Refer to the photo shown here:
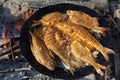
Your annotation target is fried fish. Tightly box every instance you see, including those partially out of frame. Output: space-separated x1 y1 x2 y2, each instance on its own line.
55 22 115 61
71 40 106 75
32 12 68 27
29 31 55 71
66 10 110 36
44 27 77 75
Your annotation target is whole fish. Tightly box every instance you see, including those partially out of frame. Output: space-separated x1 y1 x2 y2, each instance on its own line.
32 12 68 27
44 27 78 75
29 31 55 71
66 10 111 36
55 22 115 61
71 40 106 75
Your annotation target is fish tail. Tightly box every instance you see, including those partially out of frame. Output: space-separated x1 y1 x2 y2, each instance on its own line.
32 20 41 27
98 27 111 36
92 61 106 76
102 47 115 61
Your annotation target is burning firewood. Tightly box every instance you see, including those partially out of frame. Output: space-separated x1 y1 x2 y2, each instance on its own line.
14 19 25 32
2 25 13 47
14 9 35 32
2 10 35 47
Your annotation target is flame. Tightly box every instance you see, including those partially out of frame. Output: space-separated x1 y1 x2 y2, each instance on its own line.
2 10 35 47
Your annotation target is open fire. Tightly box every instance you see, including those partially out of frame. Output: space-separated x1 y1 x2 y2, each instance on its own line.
1 10 35 48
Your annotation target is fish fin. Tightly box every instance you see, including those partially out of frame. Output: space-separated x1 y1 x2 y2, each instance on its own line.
96 69 104 76
94 63 106 76
91 61 106 76
48 50 55 59
92 51 99 58
62 59 76 76
62 62 75 76
30 44 34 54
29 31 33 36
93 17 99 20
102 47 115 61
67 63 76 76
46 60 55 71
98 27 111 36
71 60 80 68
32 20 41 27
69 68 75 76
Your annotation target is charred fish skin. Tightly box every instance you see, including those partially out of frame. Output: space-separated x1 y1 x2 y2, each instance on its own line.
44 27 77 75
71 40 106 75
66 10 111 36
29 31 55 71
55 22 115 61
32 12 68 27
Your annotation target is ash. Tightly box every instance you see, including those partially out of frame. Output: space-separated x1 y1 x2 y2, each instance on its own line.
0 0 119 80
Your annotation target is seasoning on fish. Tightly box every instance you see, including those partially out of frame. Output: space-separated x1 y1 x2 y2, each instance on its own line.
55 22 115 61
32 12 68 27
66 10 111 36
44 27 77 75
71 40 106 75
29 31 55 71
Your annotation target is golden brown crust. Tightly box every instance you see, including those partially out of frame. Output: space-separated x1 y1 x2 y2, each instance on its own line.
31 11 115 75
40 12 68 27
66 10 111 36
55 22 114 61
29 31 55 71
44 27 76 75
71 41 106 75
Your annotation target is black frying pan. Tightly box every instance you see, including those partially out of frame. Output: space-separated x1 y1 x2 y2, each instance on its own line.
20 3 106 79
